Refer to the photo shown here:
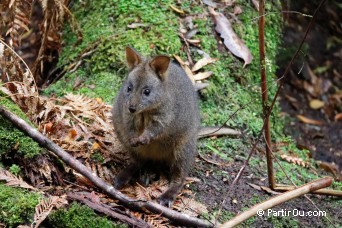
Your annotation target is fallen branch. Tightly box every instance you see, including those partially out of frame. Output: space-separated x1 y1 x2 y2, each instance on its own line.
220 177 333 228
67 192 150 228
198 126 241 138
0 105 212 227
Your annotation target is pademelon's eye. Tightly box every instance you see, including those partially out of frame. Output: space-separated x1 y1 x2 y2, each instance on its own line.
143 88 150 96
127 84 133 92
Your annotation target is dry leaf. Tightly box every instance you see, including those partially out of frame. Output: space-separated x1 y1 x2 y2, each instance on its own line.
186 39 201 45
233 6 242 15
127 23 148 29
248 183 281 195
208 7 252 67
64 128 78 142
173 55 187 66
192 57 217 72
44 122 53 133
92 142 101 150
297 115 323 125
194 82 210 91
334 113 342 121
203 0 222 8
184 28 198 39
145 214 169 228
260 186 282 195
170 4 184 14
173 55 195 83
193 71 213 81
318 161 340 179
251 0 259 11
95 97 103 104
285 94 300 110
74 172 96 188
248 182 262 191
309 99 324 109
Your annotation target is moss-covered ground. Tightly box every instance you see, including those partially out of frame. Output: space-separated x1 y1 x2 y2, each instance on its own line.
0 0 341 226
0 183 40 227
48 202 127 228
0 93 41 159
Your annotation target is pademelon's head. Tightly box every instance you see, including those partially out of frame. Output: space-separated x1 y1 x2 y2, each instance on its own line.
122 47 170 114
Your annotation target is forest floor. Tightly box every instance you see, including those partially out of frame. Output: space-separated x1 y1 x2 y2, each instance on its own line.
0 0 341 227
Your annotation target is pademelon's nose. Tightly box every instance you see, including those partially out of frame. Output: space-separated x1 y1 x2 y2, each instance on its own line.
128 106 136 113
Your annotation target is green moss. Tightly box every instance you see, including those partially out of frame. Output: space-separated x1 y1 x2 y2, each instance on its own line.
201 209 235 224
0 93 41 158
266 215 300 227
91 151 105 163
48 202 126 228
45 0 183 102
0 183 40 227
9 164 21 176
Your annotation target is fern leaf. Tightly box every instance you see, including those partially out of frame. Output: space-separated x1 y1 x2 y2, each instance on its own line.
0 168 36 190
33 195 68 228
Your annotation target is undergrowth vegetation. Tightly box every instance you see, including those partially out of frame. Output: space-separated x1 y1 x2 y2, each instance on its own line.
0 183 40 227
0 93 41 158
48 202 126 228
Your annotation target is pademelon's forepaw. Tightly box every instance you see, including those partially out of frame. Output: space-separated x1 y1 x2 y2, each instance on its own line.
158 192 176 208
113 176 127 189
129 135 150 147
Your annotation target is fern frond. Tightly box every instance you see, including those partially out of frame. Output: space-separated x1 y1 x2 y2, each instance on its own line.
0 167 37 190
32 195 68 228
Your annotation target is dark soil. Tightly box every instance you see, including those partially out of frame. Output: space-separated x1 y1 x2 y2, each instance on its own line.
191 153 341 227
277 1 342 170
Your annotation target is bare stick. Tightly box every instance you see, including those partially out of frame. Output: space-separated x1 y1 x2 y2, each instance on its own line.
258 0 275 189
274 185 342 197
220 177 333 228
0 105 213 227
67 192 150 228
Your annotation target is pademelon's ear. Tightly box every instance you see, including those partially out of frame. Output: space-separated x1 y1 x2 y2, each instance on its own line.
149 55 170 80
126 47 142 70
